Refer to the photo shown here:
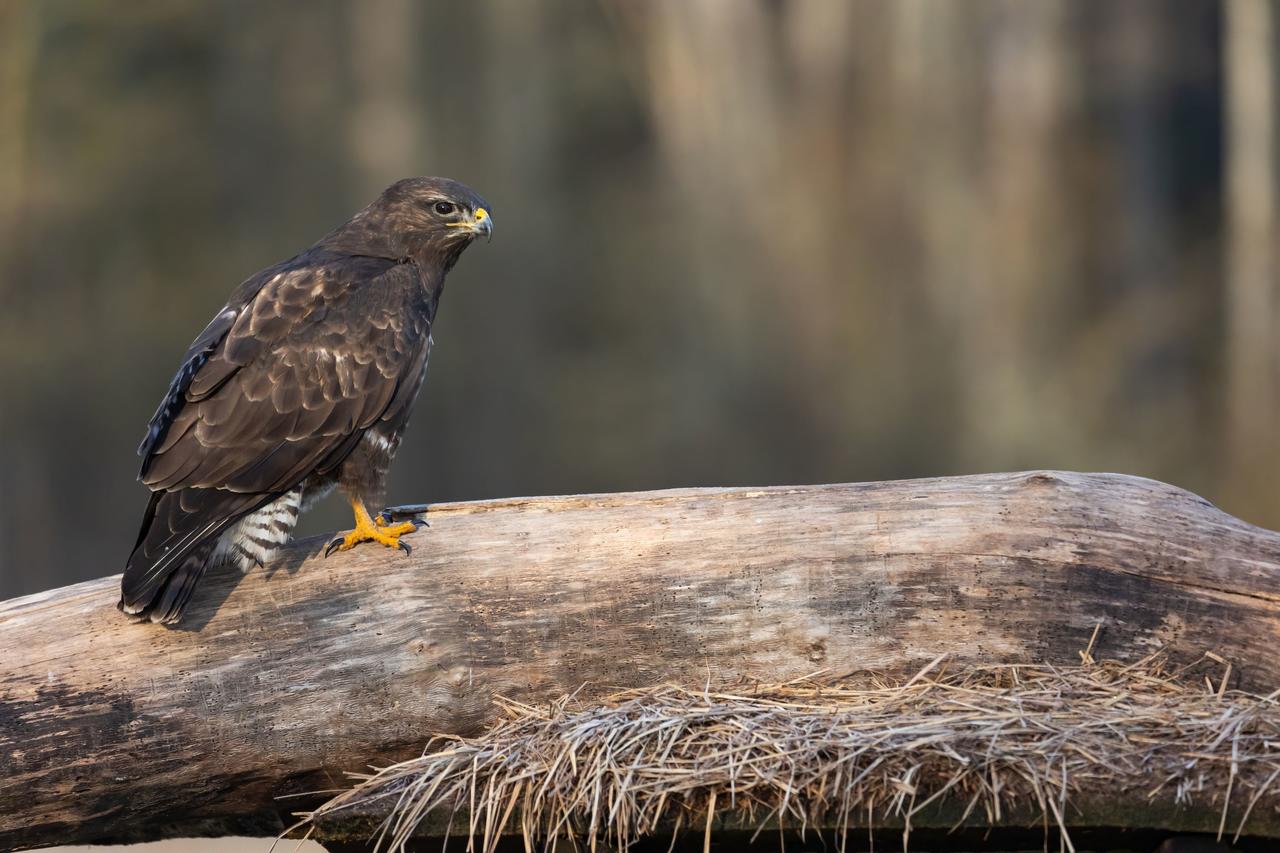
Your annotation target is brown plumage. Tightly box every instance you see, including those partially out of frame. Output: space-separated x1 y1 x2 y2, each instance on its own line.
121 177 492 623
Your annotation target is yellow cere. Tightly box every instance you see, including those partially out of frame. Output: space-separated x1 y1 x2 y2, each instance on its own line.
446 207 490 228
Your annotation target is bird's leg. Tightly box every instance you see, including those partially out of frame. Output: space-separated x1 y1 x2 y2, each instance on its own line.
325 496 418 556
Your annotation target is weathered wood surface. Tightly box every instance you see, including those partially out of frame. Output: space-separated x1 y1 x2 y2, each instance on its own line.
2 471 1280 850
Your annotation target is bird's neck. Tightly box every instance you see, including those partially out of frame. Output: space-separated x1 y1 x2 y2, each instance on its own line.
316 224 406 260
406 256 447 322
433 239 470 276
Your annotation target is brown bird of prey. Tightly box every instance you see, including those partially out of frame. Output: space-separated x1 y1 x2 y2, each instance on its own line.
120 177 491 623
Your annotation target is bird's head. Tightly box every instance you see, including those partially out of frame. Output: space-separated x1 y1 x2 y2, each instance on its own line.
320 176 492 271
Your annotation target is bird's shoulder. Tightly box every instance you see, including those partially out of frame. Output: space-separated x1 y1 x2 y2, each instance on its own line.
222 252 414 348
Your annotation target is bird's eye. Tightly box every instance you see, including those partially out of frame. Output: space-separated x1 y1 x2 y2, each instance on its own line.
433 201 456 216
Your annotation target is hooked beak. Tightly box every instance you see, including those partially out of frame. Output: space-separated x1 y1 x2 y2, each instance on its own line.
445 207 493 241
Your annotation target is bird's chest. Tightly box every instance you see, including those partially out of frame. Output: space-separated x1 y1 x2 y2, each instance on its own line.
369 333 431 457
335 334 431 499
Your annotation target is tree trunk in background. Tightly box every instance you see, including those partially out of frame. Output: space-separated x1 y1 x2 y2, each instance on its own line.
0 1 35 304
345 0 420 190
1225 0 1279 522
967 1 1071 467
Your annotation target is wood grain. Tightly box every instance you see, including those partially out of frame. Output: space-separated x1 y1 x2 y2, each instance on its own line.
2 471 1279 849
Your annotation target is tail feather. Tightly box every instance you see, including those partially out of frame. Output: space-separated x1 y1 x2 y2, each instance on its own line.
120 488 265 624
132 538 219 624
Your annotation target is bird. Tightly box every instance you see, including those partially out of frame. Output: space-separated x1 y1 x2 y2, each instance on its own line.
120 177 492 624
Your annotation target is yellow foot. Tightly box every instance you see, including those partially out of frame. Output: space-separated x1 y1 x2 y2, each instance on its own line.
324 500 419 557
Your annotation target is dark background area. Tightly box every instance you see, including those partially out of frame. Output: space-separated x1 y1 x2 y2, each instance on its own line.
2 0 1277 599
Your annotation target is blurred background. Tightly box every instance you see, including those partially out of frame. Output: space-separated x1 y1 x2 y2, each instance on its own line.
1 0 1278 601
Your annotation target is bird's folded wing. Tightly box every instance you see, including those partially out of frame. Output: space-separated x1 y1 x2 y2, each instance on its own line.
138 256 429 495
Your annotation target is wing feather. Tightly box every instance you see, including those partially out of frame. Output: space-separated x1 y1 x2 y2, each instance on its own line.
139 255 429 496
138 308 237 460
289 399 339 440
153 407 198 455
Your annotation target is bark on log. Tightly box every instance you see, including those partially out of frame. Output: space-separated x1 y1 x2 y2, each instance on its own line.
2 471 1280 850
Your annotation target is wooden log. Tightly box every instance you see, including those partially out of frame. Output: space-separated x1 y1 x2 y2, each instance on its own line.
2 471 1280 850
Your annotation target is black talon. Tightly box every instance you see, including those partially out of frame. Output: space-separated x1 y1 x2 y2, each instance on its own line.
397 539 412 555
324 537 344 558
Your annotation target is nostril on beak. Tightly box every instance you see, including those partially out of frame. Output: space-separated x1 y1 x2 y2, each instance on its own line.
474 208 492 240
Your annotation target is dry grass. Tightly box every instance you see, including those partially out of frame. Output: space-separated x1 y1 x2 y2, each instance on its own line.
297 651 1280 852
